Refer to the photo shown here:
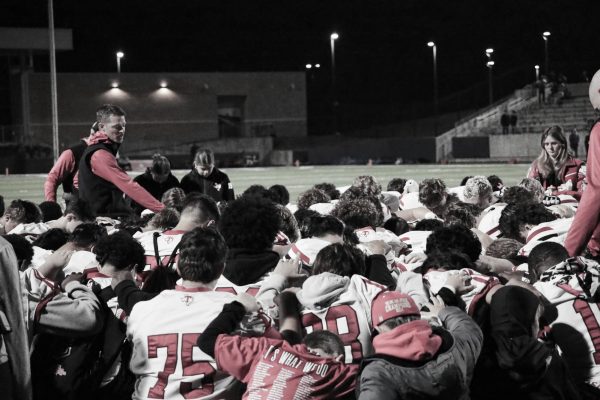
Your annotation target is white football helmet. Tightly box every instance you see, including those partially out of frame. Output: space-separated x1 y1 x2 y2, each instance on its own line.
589 69 600 110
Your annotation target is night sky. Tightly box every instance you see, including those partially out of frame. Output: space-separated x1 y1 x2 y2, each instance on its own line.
2 0 599 131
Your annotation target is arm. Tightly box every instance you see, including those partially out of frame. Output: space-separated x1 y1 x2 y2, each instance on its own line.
357 364 398 400
36 280 104 336
197 301 246 358
276 291 303 345
565 123 600 256
221 174 234 201
44 150 75 201
112 278 157 315
365 254 396 290
90 150 164 212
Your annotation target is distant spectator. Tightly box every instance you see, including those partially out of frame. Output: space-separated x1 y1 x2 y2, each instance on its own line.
132 154 180 213
569 129 580 157
509 111 518 134
500 112 510 135
181 148 235 202
536 76 547 105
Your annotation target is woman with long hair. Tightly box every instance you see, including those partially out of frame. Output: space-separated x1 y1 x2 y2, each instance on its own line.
527 125 585 200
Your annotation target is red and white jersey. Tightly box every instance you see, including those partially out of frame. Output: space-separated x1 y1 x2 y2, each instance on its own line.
215 335 358 399
424 268 500 315
135 229 186 283
297 273 386 363
214 275 262 297
398 230 431 254
399 192 424 211
534 259 600 388
287 237 331 267
127 285 237 400
30 245 53 268
63 250 98 276
518 217 573 257
477 203 506 239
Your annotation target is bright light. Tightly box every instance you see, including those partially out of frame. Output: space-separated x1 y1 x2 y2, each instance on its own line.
111 81 119 88
543 31 551 37
116 51 124 59
485 48 494 55
534 65 540 70
315 64 321 68
487 61 495 67
159 81 168 88
330 33 339 40
427 41 435 47
306 64 312 69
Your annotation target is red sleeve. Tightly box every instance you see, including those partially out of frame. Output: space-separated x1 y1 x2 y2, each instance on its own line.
44 149 76 201
90 150 164 212
565 123 600 256
214 334 271 382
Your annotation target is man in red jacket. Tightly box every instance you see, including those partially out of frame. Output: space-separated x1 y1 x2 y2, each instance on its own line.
564 70 600 257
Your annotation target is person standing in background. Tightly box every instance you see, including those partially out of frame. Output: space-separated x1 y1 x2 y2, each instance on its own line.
180 149 234 202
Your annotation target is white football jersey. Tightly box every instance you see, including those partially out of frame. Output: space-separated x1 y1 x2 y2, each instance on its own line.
127 285 237 400
399 192 424 211
477 203 506 239
398 230 431 254
297 273 386 363
135 229 186 283
534 259 600 389
518 217 573 257
214 275 262 297
286 237 331 268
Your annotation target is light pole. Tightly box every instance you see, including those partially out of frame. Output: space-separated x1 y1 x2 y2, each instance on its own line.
116 51 124 73
542 31 551 74
485 48 494 105
427 41 438 131
534 64 540 82
330 32 339 134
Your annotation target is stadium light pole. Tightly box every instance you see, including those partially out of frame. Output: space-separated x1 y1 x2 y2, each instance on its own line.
487 60 495 105
48 0 59 162
330 32 339 134
542 31 551 74
427 41 438 128
116 51 124 73
534 64 540 82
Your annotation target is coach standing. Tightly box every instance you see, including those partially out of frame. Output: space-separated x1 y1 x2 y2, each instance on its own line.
78 104 164 217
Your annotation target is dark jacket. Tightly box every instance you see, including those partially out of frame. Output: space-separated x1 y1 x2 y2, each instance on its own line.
357 307 483 400
180 168 234 202
131 170 179 211
223 248 280 286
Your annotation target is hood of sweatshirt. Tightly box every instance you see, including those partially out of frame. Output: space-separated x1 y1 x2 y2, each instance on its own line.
373 319 442 361
297 272 350 309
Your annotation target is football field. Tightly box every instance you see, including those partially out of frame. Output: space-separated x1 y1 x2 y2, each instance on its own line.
0 163 530 207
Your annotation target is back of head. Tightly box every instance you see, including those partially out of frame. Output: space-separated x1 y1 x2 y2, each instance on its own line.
382 216 409 236
150 153 171 175
303 330 345 358
275 204 300 243
463 176 493 208
485 238 524 261
177 227 227 283
3 234 33 269
425 224 481 262
65 199 95 222
219 195 279 251
501 186 536 205
332 197 383 229
309 215 344 238
519 178 544 203
499 201 556 241
6 199 43 224
414 218 443 231
69 222 107 249
96 104 126 123
194 149 214 166
528 242 569 282
443 202 481 229
242 185 270 200
181 193 220 226
313 182 340 200
419 178 447 210
312 243 365 277
487 175 504 192
352 175 382 198
31 228 68 251
38 201 63 222
94 231 145 271
147 208 180 231
294 208 321 239
268 184 290 205
589 69 600 110
387 178 407 193
297 188 330 210
162 187 186 212
421 249 476 274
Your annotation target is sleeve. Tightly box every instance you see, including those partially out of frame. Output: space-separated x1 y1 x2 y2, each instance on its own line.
197 301 246 359
44 149 76 201
438 306 483 384
526 160 538 180
255 273 288 320
365 255 396 290
179 174 195 194
395 270 429 309
556 161 586 200
565 123 600 256
90 150 165 212
36 281 104 337
221 174 234 201
114 280 157 316
357 363 398 400
212 335 270 383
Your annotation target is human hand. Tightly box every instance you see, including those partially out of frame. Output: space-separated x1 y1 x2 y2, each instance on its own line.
364 240 389 255
444 273 474 294
60 272 83 290
235 292 260 313
44 246 75 270
405 252 427 264
273 258 304 279
422 295 446 318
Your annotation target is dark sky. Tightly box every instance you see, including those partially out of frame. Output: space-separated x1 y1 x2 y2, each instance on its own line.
2 0 599 129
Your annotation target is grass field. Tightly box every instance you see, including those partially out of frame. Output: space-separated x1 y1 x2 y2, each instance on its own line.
0 163 532 208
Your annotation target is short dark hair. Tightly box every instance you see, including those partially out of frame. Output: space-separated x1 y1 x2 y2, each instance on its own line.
528 242 569 282
419 179 447 210
31 228 67 251
387 178 407 193
414 218 444 231
268 184 290 205
182 193 220 224
313 183 340 200
425 224 481 262
3 234 33 270
485 238 523 260
443 202 482 229
352 175 382 198
38 201 63 222
421 249 475 274
275 204 300 243
242 185 271 200
150 154 171 175
294 209 321 239
501 186 536 205
4 199 43 224
312 243 366 277
147 208 180 231
68 223 107 248
332 197 383 229
303 330 345 357
308 215 344 238
383 216 409 236
487 175 504 192
219 196 279 251
297 189 330 210
499 201 556 241
177 227 227 283
93 231 145 271
65 199 95 221
96 104 126 123
162 187 186 212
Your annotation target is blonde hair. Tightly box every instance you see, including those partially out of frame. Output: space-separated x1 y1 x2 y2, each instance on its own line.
535 126 569 179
